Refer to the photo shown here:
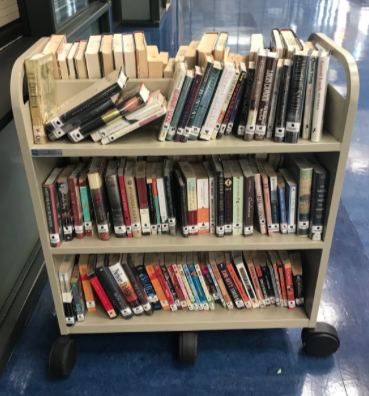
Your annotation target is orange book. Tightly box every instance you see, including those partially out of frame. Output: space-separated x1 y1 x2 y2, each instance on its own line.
192 163 210 233
78 254 97 312
209 252 233 310
144 253 170 310
243 251 266 308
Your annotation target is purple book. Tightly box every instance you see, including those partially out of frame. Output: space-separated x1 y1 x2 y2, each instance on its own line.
174 67 203 142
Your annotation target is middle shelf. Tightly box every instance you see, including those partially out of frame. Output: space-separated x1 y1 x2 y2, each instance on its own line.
50 230 324 254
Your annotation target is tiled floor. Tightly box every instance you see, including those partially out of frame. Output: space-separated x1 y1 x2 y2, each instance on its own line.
2 0 369 394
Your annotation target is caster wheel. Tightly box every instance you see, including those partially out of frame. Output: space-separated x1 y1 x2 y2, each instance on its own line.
179 331 198 363
49 335 78 376
302 322 340 358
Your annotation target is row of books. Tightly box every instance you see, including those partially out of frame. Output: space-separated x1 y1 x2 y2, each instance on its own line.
59 250 304 325
159 29 330 143
43 152 328 247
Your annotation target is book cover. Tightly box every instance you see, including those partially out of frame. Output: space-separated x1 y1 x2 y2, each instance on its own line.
249 159 267 235
237 61 255 137
276 172 288 234
211 156 225 237
68 163 85 239
222 161 233 236
156 163 169 234
166 253 188 310
152 163 162 234
256 162 273 237
199 252 219 304
124 160 142 238
279 168 297 234
71 264 85 322
187 255 209 310
135 161 151 236
173 169 189 237
290 252 304 306
228 160 244 236
252 251 270 305
243 251 266 308
78 254 97 312
163 159 177 236
174 253 194 310
267 251 284 307
79 166 94 237
258 251 275 304
192 163 210 234
182 261 202 311
263 161 280 232
278 250 296 309
207 260 226 308
266 255 280 306
202 162 216 234
59 255 77 326
118 158 133 238
177 255 197 310
239 159 255 237
153 254 177 311
146 162 158 235
160 254 181 310
144 253 169 310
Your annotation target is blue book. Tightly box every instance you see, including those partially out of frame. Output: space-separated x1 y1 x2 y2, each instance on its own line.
183 263 203 310
279 169 297 234
187 262 209 309
277 173 288 234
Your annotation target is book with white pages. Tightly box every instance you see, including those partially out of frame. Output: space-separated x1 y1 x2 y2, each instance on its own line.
67 42 79 80
74 40 88 79
113 34 124 71
122 33 137 78
58 43 72 80
85 35 102 79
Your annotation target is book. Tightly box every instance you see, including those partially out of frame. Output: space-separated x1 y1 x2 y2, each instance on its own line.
152 163 162 235
68 163 85 239
165 253 188 310
122 33 137 78
212 155 225 237
118 158 132 238
154 254 178 311
178 162 198 236
57 165 76 242
78 254 97 312
289 252 304 306
43 167 64 247
239 159 255 237
100 34 114 77
58 43 72 80
25 53 57 144
222 161 233 236
124 160 142 238
163 159 177 236
248 158 266 235
59 255 77 326
156 162 169 234
164 58 175 78
209 251 233 309
88 157 112 240
187 253 209 310
267 251 284 307
134 31 149 78
266 254 280 306
228 160 244 236
183 254 203 310
197 32 219 67
147 45 163 78
276 172 288 234
257 162 273 237
237 61 255 138
79 165 94 236
288 154 313 237
192 163 210 234
113 34 123 71
199 252 219 305
245 50 268 141
146 162 158 235
193 255 215 310
279 168 297 234
203 162 216 233
304 154 329 241
135 161 151 236
87 255 117 319
159 52 169 73
41 34 66 79
252 251 270 305
278 250 296 309
105 160 126 238
262 161 280 233
185 41 200 69
177 253 197 310
85 35 102 79
243 251 265 307
206 255 225 307
173 169 188 237
67 42 79 79
258 251 275 304
175 45 189 63
311 49 330 142
173 254 193 310
158 62 187 141
75 40 88 79
214 32 228 61
96 254 135 318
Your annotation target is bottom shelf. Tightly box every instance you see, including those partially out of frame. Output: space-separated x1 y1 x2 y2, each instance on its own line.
67 304 310 334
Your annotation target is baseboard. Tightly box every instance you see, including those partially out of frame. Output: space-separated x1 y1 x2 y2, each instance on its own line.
0 241 47 377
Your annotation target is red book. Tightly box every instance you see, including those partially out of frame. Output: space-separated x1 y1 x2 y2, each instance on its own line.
243 251 266 308
135 161 151 236
278 251 296 310
165 254 188 310
278 264 288 307
68 163 85 239
153 254 177 311
118 158 132 238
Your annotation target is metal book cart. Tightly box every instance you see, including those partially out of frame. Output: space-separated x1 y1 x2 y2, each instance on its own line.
11 33 359 376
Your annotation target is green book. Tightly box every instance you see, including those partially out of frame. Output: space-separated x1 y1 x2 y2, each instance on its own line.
228 160 244 236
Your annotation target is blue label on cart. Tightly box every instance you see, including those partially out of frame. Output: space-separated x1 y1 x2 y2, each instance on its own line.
31 149 63 157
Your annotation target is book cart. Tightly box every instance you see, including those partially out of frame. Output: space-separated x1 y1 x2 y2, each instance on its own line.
11 33 359 376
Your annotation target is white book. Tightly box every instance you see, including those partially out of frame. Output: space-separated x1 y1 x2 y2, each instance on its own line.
203 162 215 233
122 34 137 78
58 43 72 80
266 58 284 138
158 62 187 141
302 50 319 139
59 254 76 325
67 42 79 80
85 35 102 79
200 62 236 140
74 40 88 79
100 34 114 77
113 34 124 71
100 97 167 145
311 50 330 142
156 164 169 234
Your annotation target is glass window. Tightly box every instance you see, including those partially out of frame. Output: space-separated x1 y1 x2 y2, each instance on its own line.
53 0 99 27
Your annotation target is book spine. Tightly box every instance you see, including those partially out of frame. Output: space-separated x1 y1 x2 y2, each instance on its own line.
176 74 203 142
147 181 157 235
222 72 243 135
186 176 198 236
245 54 267 141
269 175 280 232
235 262 259 308
214 166 225 237
58 180 75 241
197 177 210 234
154 264 177 311
284 262 296 309
118 174 133 238
79 182 93 237
302 55 318 140
297 169 312 237
268 266 280 306
254 174 267 235
43 184 62 247
159 67 187 141
226 263 251 308
309 172 328 241
293 274 304 306
187 263 209 310
285 54 309 143
272 263 283 306
71 277 85 321
135 264 161 309
106 175 126 238
177 175 189 237
311 55 330 143
261 174 273 237
255 56 278 141
207 264 226 307
145 264 170 310
274 59 292 142
217 262 244 309
287 184 297 234
278 264 288 307
232 175 243 235
246 263 266 308
167 75 193 141
237 64 255 137
278 185 288 234
108 263 143 315
205 170 215 234
195 263 215 310
244 175 255 236
164 169 176 236
260 265 275 304
68 178 84 239
200 264 219 302
125 174 142 238
136 176 151 236
172 264 193 310
183 264 202 310
226 70 247 134
255 266 270 305
90 184 111 240
79 265 97 312
266 59 283 139
157 177 169 234
62 289 76 326
224 174 233 236
89 274 117 318
161 264 181 309
167 265 188 309
152 177 162 234
177 264 197 310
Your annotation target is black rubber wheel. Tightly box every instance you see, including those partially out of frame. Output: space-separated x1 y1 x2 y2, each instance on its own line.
179 331 198 363
302 322 340 358
49 335 78 376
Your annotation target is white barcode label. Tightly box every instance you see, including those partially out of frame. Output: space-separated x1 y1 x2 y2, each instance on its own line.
151 225 157 232
77 314 84 321
133 305 144 314
115 225 126 234
265 298 271 305
51 117 62 129
161 300 169 308
50 233 60 244
175 300 181 307
286 121 300 133
75 225 84 233
288 224 296 232
132 222 141 231
84 222 92 230
235 300 245 308
122 308 132 317
62 291 73 303
177 127 184 136
281 223 288 232
298 221 309 230
233 222 242 230
245 301 252 309
259 300 266 308
199 221 209 231
98 224 109 235
260 218 266 225
86 301 96 308
169 217 176 226
148 295 158 303
181 301 187 308
225 224 232 231
52 129 66 139
296 297 304 305
203 303 209 310
126 225 132 234
226 302 234 309
192 303 198 310
271 223 279 231
170 304 178 312
188 304 194 311
65 316 75 324
68 130 85 142
216 226 225 236
213 293 219 300
189 225 198 234
198 304 204 310
142 223 151 233
275 127 285 138
270 297 276 304
157 224 162 232
63 226 73 235
312 225 323 233
246 124 255 135
161 223 169 231
238 125 245 135
255 125 266 135
244 225 253 235
288 300 296 308
209 302 215 310
143 302 152 312
182 226 189 236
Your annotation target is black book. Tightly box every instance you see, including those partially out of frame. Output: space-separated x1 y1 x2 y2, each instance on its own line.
95 255 133 319
164 159 177 236
237 62 256 137
134 257 161 310
290 252 304 306
212 155 225 237
174 168 189 238
252 252 271 305
105 161 127 238
222 160 233 236
146 163 158 235
160 255 181 309
259 252 275 304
